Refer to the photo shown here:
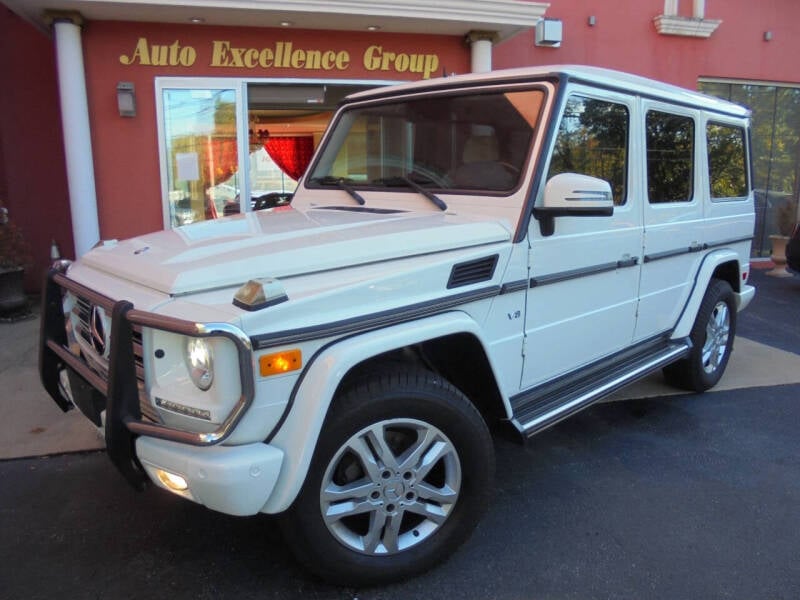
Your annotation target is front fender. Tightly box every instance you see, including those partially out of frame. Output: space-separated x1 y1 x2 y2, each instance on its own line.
260 311 495 513
671 249 746 339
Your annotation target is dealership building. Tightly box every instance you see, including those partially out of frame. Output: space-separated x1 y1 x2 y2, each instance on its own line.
1 0 798 288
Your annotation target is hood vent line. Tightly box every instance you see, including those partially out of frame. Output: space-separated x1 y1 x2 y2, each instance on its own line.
447 255 499 289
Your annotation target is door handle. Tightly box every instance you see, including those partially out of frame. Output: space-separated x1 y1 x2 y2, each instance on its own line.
689 242 704 252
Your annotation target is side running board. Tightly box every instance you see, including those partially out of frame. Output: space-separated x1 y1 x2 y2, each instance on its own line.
510 337 691 438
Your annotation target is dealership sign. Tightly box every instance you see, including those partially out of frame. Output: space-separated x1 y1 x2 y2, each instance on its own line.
120 38 442 79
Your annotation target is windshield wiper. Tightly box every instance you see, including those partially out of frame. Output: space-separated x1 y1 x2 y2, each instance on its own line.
309 176 366 206
375 175 448 211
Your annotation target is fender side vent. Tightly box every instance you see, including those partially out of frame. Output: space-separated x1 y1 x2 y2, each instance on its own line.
447 255 499 289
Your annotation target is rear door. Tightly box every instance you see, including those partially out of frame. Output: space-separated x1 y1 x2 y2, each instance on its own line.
634 103 705 342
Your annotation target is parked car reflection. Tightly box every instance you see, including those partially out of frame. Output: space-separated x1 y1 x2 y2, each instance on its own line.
787 223 800 273
222 192 294 216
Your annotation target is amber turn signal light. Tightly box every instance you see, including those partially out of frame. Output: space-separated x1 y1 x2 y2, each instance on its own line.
260 349 302 377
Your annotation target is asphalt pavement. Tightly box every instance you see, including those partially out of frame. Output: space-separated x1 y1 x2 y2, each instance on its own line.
1 265 798 599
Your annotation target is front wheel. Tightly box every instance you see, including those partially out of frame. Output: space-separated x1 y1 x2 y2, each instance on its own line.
280 369 494 585
664 279 737 392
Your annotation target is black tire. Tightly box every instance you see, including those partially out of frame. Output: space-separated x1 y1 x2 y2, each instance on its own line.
663 279 737 392
280 369 494 585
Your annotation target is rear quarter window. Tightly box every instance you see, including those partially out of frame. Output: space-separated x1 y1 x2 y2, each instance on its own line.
706 122 748 199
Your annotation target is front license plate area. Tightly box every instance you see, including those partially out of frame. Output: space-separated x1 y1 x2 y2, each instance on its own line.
66 367 106 427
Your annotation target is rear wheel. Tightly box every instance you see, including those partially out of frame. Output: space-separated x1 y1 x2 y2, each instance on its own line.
280 369 494 585
664 279 736 391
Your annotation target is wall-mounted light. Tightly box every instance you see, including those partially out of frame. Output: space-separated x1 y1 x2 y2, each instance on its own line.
116 82 136 118
188 17 205 24
366 25 381 31
588 15 596 26
764 31 773 41
279 20 293 27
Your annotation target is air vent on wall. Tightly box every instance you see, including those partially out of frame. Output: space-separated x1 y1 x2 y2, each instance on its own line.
447 255 499 289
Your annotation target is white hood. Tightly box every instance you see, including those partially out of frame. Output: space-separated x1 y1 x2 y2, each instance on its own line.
81 208 511 295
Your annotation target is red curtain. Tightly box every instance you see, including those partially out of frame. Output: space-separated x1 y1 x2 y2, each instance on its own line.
264 136 315 181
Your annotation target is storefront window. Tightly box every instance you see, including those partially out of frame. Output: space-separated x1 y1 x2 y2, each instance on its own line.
161 87 240 227
700 81 800 255
158 80 376 224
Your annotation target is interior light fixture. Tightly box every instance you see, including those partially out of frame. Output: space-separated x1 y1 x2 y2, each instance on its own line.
116 82 136 117
764 31 773 41
280 20 293 27
367 25 381 31
189 17 205 24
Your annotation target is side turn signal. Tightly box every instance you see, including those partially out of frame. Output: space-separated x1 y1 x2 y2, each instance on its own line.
260 349 302 377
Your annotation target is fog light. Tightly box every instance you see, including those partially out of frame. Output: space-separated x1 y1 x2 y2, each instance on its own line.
156 469 188 491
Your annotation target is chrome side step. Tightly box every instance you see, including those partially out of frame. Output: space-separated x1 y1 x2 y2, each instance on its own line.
510 338 691 438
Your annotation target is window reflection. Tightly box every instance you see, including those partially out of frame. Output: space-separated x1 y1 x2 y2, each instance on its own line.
307 89 544 194
646 110 694 203
707 123 747 199
547 95 629 205
163 88 239 227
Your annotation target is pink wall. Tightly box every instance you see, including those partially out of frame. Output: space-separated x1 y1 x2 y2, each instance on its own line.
0 7 74 290
3 1 800 281
496 0 800 88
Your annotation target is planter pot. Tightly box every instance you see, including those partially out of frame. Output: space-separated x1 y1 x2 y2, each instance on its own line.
0 267 28 315
767 235 793 278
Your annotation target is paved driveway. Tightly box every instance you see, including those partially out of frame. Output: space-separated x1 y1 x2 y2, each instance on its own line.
1 267 798 599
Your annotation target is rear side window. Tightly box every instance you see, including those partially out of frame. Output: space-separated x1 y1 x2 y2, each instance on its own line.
646 111 695 203
548 95 629 205
707 123 748 198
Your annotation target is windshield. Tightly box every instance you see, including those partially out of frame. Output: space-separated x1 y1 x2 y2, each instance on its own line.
307 88 545 194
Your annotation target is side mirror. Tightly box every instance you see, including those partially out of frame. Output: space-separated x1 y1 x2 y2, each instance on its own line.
533 173 614 236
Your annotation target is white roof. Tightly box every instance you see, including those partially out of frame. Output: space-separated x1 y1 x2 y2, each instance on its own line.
347 64 750 118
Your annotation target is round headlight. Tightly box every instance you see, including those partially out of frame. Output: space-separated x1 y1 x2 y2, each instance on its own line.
185 337 214 391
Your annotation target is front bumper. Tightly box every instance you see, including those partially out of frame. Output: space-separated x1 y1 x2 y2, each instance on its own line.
136 437 284 516
39 263 255 490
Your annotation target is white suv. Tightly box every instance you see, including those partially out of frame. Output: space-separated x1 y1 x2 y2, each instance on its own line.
40 66 755 584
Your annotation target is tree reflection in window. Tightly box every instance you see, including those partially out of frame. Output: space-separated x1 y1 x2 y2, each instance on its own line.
548 95 629 205
707 123 747 198
646 111 695 203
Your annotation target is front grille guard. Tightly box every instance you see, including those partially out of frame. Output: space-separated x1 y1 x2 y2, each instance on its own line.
39 262 255 488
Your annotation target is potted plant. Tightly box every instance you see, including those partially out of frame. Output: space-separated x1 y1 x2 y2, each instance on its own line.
0 201 34 316
767 197 799 278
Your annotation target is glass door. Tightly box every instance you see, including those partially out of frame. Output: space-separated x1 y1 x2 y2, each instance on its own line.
157 81 245 227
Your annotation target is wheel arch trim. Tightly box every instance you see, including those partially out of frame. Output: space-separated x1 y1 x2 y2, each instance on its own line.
671 249 745 339
260 311 502 514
